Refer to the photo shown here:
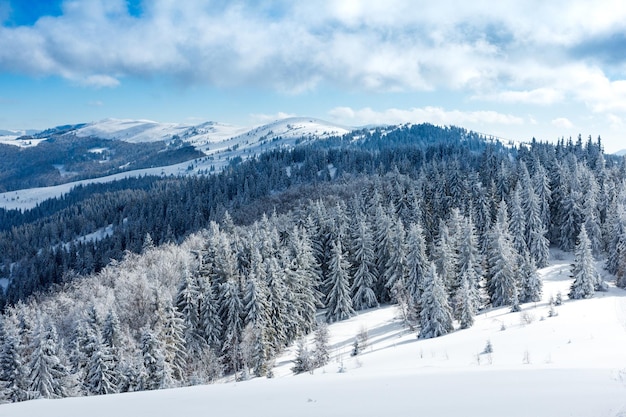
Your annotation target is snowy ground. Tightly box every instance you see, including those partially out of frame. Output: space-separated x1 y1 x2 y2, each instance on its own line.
2 251 626 416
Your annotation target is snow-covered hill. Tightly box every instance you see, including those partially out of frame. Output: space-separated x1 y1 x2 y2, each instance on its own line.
3 252 626 417
74 119 190 143
615 149 626 156
0 117 352 210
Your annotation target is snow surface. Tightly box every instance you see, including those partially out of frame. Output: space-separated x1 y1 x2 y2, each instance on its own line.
0 117 352 211
2 251 626 416
74 119 190 143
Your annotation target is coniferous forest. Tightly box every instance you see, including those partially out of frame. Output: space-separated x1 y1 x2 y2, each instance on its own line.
1 124 625 401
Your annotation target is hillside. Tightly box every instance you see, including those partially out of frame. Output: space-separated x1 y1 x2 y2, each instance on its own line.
2 252 625 417
0 117 352 202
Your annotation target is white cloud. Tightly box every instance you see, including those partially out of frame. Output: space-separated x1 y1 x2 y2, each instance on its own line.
250 112 297 123
328 106 524 127
1 0 626 122
79 75 120 88
551 117 574 129
476 88 564 105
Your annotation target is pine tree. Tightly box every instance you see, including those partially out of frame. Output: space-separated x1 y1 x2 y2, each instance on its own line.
325 239 355 323
487 201 520 307
453 260 479 329
350 217 378 310
519 254 542 303
291 338 312 375
509 186 527 255
220 279 244 375
419 263 454 339
433 221 456 295
140 329 165 391
312 322 330 368
405 222 429 315
28 322 69 399
85 334 117 395
175 269 203 350
160 301 188 383
198 275 222 351
384 218 407 300
0 324 30 402
569 228 600 300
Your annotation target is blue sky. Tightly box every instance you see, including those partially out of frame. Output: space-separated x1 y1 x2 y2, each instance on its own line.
1 1 626 152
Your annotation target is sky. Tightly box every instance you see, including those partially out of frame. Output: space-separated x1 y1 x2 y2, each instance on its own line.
1 1 626 152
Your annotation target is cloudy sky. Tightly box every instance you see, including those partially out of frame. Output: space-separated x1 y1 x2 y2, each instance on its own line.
1 0 625 152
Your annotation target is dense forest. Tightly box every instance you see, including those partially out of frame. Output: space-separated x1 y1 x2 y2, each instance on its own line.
0 124 625 401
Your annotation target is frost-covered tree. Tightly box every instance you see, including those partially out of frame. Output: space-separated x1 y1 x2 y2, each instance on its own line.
509 186 527 255
433 221 456 294
405 222 429 315
385 218 407 299
220 279 244 375
198 275 222 351
350 216 378 310
569 228 602 299
160 301 187 383
419 263 454 339
28 322 69 399
325 239 355 323
312 322 330 368
0 324 30 402
85 334 117 395
519 254 542 303
140 329 165 391
291 338 312 375
487 201 520 307
175 270 203 350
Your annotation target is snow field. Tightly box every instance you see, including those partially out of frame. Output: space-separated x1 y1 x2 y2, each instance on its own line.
2 251 626 416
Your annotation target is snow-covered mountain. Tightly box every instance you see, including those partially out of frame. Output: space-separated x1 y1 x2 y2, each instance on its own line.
73 118 190 143
3 251 625 417
0 117 353 210
72 117 351 148
615 149 626 156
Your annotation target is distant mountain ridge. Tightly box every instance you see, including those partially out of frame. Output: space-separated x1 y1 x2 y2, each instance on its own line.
0 117 354 196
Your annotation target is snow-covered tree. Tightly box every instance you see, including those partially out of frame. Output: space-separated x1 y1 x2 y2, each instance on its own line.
405 222 429 315
291 338 312 374
325 239 355 323
519 254 542 303
0 324 30 402
419 263 454 339
28 322 69 399
312 322 330 368
350 216 378 310
160 301 188 383
220 279 244 375
569 228 601 299
85 334 117 395
487 201 520 307
140 329 165 391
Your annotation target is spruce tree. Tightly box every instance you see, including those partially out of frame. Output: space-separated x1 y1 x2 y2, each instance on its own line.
419 263 454 339
140 329 165 391
28 322 69 399
569 228 599 299
350 217 378 310
405 222 429 315
0 325 30 402
325 239 355 323
487 201 520 307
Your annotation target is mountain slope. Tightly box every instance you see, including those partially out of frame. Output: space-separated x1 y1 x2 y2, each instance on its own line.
0 117 352 210
2 252 625 417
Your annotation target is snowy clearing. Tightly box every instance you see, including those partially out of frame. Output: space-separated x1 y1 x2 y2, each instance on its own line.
2 251 625 416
